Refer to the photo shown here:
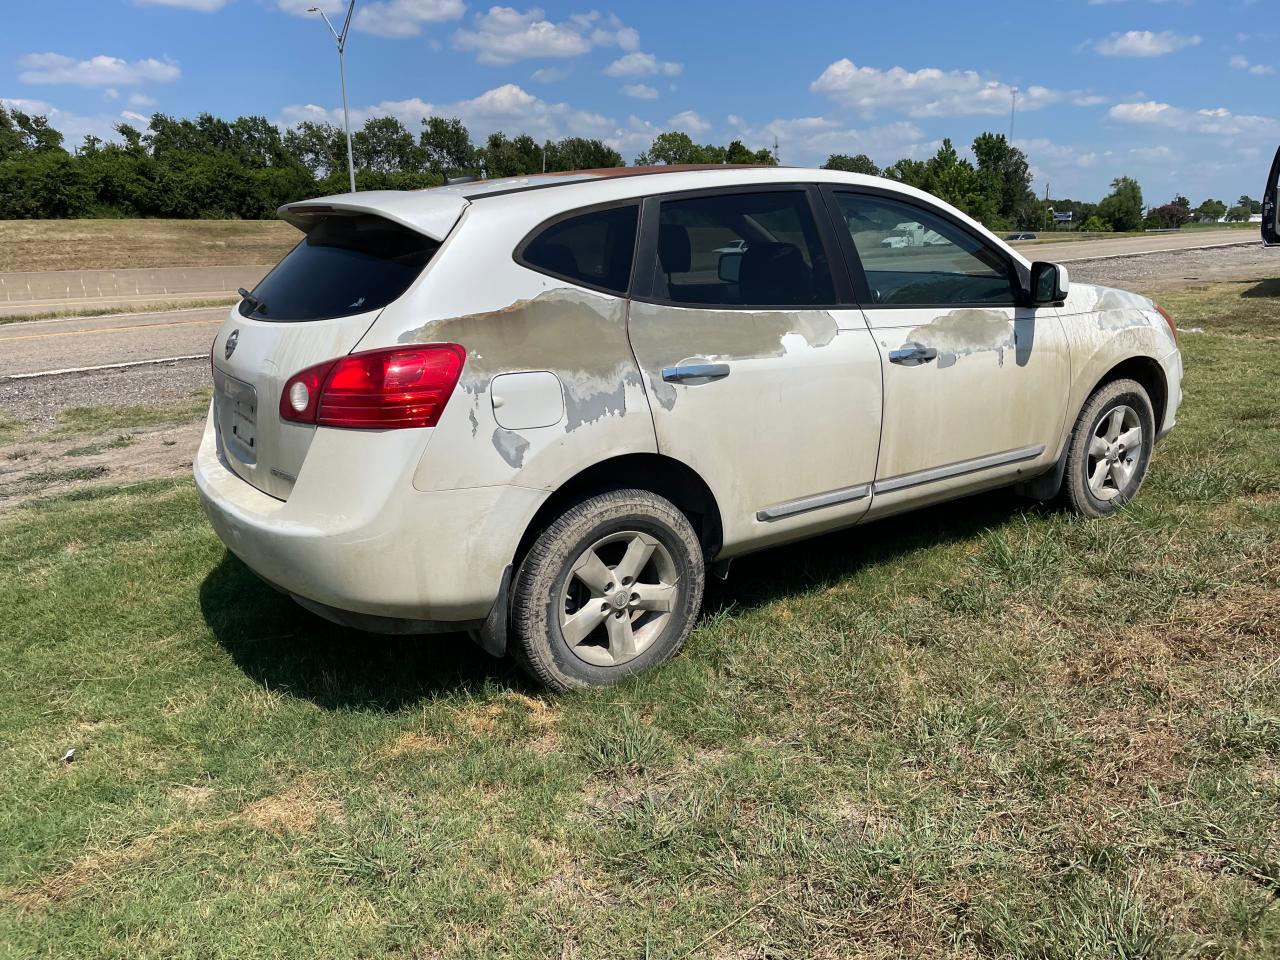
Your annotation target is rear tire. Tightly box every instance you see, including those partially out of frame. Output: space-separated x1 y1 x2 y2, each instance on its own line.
1063 378 1155 518
510 489 705 692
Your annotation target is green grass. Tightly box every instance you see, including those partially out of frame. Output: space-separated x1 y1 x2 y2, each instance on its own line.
0 412 20 445
53 390 212 436
1 283 1279 957
0 298 238 327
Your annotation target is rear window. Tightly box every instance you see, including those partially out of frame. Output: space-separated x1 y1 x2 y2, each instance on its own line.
240 214 438 322
519 204 639 295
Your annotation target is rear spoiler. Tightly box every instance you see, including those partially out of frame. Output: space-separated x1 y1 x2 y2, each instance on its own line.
277 190 469 242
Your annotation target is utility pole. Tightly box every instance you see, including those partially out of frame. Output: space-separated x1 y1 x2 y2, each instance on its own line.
772 135 780 165
1009 87 1018 143
309 1 358 193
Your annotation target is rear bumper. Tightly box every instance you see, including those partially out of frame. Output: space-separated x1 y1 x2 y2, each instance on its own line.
194 414 545 624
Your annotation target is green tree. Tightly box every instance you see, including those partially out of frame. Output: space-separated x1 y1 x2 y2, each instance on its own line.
1225 204 1251 222
353 116 423 174
1238 195 1262 215
1079 215 1110 233
1194 199 1227 222
723 139 777 165
881 157 929 190
283 121 346 178
822 153 880 175
480 132 543 178
543 137 623 172
971 132 1035 226
634 131 707 165
1097 176 1145 232
419 117 479 179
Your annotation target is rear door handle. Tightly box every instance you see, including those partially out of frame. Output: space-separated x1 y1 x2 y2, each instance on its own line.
662 362 731 383
888 343 938 365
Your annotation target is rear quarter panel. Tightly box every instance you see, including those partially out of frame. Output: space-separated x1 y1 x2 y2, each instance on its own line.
352 204 657 495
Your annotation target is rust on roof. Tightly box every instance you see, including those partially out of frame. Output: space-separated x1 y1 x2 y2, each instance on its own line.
460 164 775 199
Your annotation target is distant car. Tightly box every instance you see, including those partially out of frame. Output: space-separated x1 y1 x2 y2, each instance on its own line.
198 166 1183 691
713 239 749 254
1264 145 1278 247
1005 232 1038 241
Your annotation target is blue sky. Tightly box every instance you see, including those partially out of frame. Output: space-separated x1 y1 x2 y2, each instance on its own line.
2 0 1275 204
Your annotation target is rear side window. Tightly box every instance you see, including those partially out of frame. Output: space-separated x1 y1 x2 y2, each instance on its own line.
651 190 836 308
240 214 438 322
520 204 639 295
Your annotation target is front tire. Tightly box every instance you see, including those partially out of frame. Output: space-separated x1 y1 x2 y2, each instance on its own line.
1063 378 1155 518
510 489 705 692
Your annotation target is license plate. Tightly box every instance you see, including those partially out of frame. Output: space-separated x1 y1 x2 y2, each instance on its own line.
215 370 258 464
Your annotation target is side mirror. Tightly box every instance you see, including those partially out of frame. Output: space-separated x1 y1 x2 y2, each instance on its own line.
718 252 742 283
1029 261 1069 305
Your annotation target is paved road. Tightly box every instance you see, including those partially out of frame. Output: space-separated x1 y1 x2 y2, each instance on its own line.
1011 229 1256 263
0 305 228 378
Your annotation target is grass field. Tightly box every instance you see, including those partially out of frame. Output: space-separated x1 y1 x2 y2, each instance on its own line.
1 281 1278 958
0 220 297 273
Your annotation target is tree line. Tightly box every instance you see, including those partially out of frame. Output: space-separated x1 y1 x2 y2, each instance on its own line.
0 103 1254 233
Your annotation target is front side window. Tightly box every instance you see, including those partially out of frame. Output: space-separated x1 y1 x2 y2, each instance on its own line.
653 190 836 307
521 203 639 294
241 214 438 322
833 193 1019 306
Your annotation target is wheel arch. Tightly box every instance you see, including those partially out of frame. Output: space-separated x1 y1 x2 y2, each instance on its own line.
1088 354 1168 429
514 453 724 567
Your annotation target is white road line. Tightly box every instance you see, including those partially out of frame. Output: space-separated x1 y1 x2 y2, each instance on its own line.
1055 238 1259 263
2 355 206 381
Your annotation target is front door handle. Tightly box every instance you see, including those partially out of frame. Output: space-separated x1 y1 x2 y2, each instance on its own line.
888 343 939 365
662 362 731 383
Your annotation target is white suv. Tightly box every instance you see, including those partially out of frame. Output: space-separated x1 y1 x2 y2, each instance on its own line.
197 166 1182 691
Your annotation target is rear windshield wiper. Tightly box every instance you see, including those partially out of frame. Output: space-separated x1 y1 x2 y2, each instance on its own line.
238 288 267 315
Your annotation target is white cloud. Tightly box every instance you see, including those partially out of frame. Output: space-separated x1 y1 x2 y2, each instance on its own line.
1129 144 1178 162
603 51 682 78
277 0 464 38
812 59 1065 118
454 7 637 64
729 115 929 168
129 93 158 107
356 0 466 38
621 83 657 99
279 82 615 143
18 53 180 87
667 110 710 134
1229 54 1276 75
1109 100 1280 136
1092 30 1200 57
531 66 569 83
1072 94 1109 107
135 0 228 10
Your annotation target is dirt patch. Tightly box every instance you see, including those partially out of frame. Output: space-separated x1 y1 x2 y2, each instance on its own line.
240 784 343 834
0 419 203 509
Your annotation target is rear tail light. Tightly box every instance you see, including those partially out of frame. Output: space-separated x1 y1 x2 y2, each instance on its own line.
279 344 466 429
1154 303 1178 344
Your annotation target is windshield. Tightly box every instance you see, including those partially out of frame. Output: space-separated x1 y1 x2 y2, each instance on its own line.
240 213 438 322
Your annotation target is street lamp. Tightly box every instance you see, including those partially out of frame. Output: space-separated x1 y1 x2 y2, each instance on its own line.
308 2 357 193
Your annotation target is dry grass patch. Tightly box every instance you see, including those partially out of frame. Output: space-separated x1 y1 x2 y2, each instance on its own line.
0 219 297 272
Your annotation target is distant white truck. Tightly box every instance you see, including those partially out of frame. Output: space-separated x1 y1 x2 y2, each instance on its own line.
880 221 950 248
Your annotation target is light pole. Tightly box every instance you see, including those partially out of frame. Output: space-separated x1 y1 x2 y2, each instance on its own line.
309 2 357 193
1009 86 1018 143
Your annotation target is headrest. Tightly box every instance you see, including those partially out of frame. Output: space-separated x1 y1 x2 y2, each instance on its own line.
738 242 812 305
658 223 691 274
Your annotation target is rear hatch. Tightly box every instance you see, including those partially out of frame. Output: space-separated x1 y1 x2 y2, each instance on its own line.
211 192 465 500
